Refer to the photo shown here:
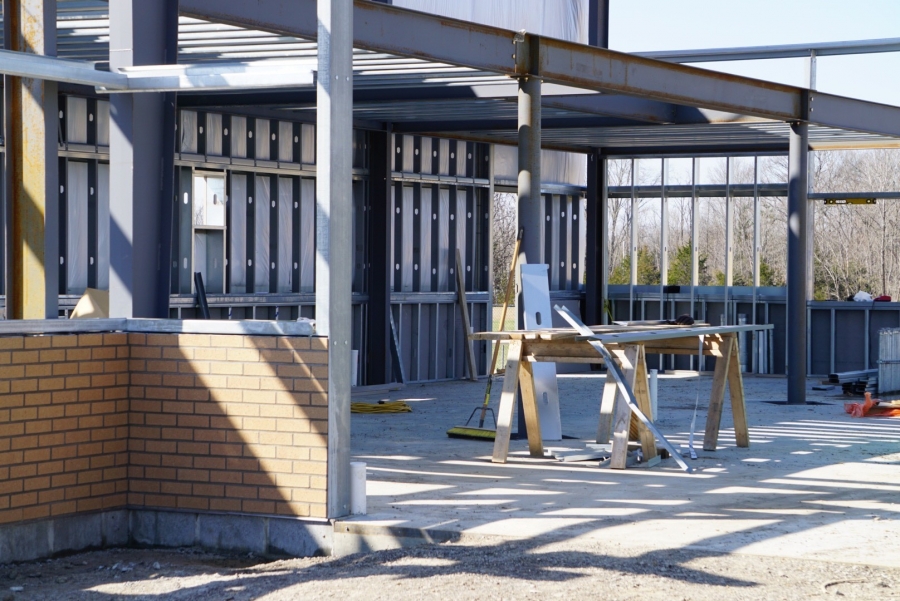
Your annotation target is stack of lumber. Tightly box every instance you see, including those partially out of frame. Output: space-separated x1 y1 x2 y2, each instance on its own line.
826 369 878 395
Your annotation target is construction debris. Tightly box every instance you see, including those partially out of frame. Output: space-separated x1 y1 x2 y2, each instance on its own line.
827 369 878 395
844 392 900 418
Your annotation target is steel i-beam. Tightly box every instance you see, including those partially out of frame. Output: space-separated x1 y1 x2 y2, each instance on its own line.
4 0 58 319
787 121 809 404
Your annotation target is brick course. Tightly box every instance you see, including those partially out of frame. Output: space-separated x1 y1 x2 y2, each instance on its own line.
0 331 329 525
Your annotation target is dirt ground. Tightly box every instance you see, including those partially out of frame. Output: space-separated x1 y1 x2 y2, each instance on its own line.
2 537 900 601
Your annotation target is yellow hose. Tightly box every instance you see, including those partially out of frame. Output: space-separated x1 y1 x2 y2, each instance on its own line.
350 400 412 414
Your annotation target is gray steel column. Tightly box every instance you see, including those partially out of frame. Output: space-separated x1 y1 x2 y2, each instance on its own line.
806 153 816 301
588 0 610 48
629 160 637 320
724 157 733 324
787 121 809 404
516 74 542 324
366 129 392 385
3 0 58 319
109 0 176 318
585 149 607 325
317 0 354 519
659 158 668 318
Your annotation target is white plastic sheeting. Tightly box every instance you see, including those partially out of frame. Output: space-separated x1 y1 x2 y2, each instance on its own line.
97 163 110 291
398 186 412 291
493 144 587 188
66 97 88 144
206 113 223 155
419 187 433 291
231 116 247 157
96 101 110 147
180 110 198 153
301 123 315 164
66 161 89 294
438 187 450 290
229 174 248 293
420 137 432 174
277 177 293 292
392 0 588 44
279 122 294 162
255 119 271 160
300 178 315 292
254 175 271 292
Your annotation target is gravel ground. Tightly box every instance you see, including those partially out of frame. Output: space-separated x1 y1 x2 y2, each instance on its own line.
2 538 899 600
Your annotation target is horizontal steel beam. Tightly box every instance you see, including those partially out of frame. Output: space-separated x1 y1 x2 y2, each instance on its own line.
608 184 900 200
113 60 317 92
392 115 644 133
178 0 900 140
0 49 317 92
0 48 125 88
640 37 900 63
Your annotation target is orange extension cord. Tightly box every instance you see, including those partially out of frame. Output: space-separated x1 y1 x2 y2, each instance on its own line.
844 392 900 418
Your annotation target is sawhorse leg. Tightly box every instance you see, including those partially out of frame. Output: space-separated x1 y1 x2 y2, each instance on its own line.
609 345 657 469
703 334 750 451
492 341 544 463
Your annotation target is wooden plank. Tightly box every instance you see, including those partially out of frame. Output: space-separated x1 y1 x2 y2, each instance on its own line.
597 368 618 444
728 335 750 448
492 340 523 463
455 249 479 382
526 356 604 364
610 345 639 469
703 334 734 451
518 358 544 457
631 345 658 460
526 339 610 360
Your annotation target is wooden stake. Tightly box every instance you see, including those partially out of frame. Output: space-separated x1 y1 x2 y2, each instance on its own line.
456 249 478 382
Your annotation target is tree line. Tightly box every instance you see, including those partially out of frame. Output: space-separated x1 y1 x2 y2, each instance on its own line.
491 149 900 302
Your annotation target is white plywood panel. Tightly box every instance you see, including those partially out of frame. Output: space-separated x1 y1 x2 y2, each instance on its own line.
521 263 562 440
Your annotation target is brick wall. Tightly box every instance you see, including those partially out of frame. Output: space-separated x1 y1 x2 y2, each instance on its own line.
0 330 329 526
0 333 130 526
128 333 329 519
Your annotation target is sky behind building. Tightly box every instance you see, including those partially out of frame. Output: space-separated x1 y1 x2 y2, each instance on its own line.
611 0 900 107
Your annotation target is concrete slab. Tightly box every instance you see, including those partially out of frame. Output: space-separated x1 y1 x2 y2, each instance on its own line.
345 373 900 566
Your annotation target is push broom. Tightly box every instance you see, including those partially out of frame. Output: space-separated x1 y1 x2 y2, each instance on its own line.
447 228 523 440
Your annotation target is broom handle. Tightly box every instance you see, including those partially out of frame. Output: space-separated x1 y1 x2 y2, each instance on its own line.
479 228 523 426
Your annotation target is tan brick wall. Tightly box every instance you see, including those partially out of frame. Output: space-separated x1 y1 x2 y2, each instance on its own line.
0 333 129 525
0 330 330 525
128 334 329 519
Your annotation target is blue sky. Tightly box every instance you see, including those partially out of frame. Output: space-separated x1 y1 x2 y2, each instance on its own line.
610 0 900 106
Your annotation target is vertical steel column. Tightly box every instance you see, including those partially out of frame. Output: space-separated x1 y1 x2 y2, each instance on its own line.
600 155 609 324
787 121 809 404
585 149 607 325
629 160 636 320
724 157 733 324
659 158 668 319
4 0 58 319
690 158 700 370
588 0 610 48
806 154 816 301
108 0 176 318
366 129 392 385
516 73 542 324
317 0 354 518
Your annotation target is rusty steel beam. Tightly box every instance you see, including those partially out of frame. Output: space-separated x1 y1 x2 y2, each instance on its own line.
179 0 900 139
4 0 58 319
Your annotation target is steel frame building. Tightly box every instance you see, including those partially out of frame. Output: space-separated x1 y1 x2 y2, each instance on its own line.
3 0 900 517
